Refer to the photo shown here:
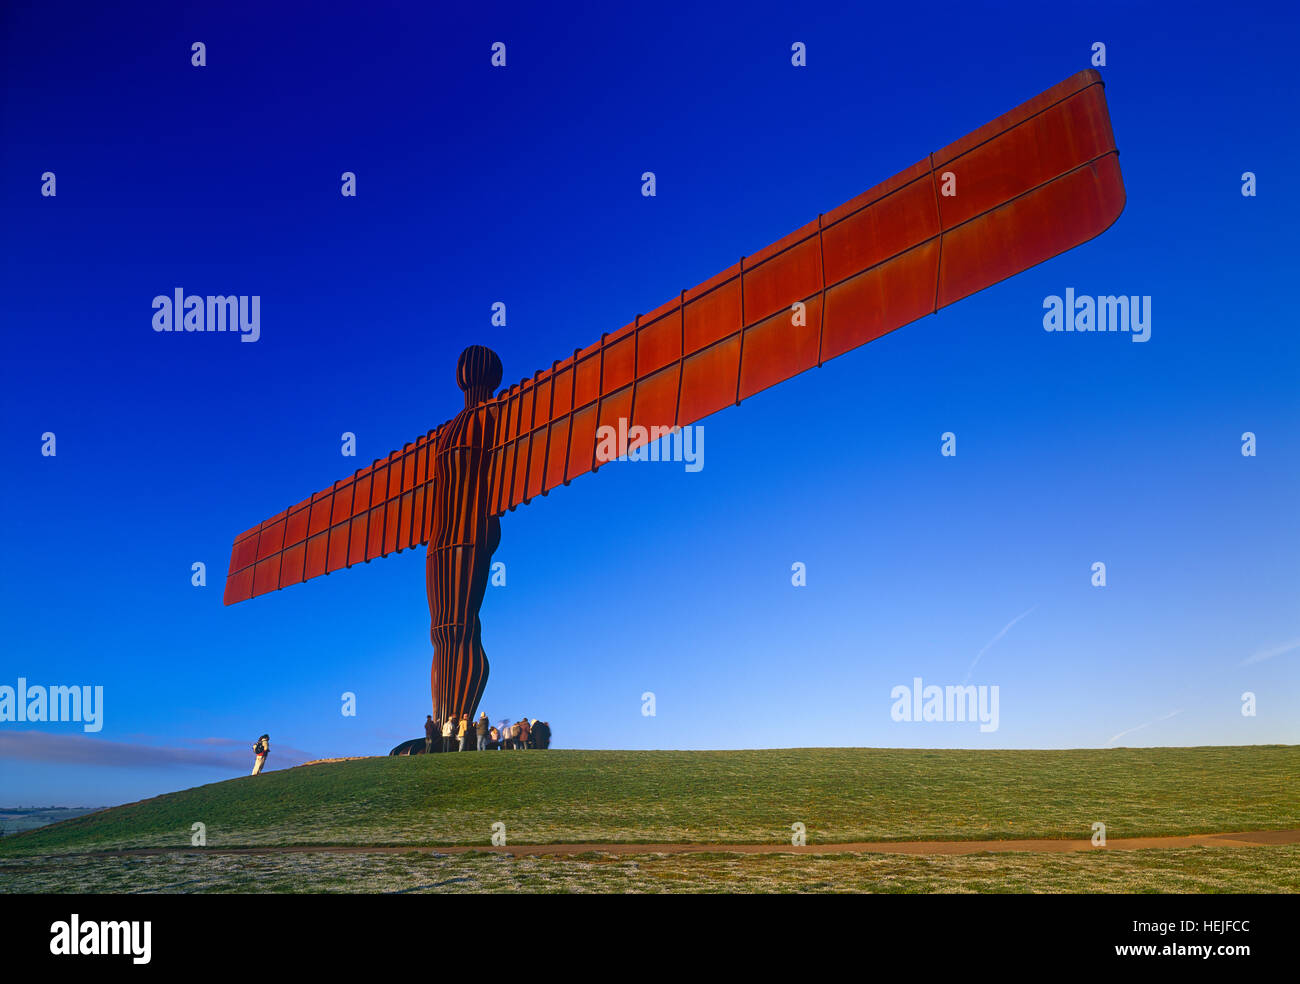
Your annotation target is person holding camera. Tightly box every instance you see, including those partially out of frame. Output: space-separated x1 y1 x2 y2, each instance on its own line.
251 734 270 775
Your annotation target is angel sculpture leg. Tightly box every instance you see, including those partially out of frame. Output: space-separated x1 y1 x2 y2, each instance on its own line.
426 346 502 724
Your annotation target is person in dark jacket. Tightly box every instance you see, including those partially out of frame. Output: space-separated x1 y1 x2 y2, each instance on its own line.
475 712 489 751
251 734 270 775
424 715 436 754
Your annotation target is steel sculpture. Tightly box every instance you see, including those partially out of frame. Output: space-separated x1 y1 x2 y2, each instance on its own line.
224 70 1126 723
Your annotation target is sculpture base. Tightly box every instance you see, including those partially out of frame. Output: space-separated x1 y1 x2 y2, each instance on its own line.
387 737 490 756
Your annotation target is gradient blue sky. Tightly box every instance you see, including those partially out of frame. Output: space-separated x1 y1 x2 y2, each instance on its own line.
2 1 1297 806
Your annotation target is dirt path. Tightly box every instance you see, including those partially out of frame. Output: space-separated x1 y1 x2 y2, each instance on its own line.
75 828 1300 858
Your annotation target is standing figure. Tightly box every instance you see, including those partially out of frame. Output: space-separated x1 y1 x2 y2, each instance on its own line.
251 734 270 775
425 344 503 724
441 715 454 753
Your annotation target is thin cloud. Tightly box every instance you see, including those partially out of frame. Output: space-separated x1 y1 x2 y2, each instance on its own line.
1107 709 1182 746
0 732 311 770
963 606 1036 683
1240 638 1300 667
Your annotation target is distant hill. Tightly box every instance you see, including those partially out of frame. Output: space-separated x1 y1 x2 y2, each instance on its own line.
0 807 104 837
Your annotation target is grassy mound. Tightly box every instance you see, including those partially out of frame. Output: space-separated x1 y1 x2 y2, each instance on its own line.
2 746 1294 857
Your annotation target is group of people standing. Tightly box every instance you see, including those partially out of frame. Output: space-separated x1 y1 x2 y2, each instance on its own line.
424 713 551 752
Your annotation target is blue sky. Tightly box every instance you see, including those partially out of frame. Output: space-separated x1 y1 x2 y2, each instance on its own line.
1 1 1297 806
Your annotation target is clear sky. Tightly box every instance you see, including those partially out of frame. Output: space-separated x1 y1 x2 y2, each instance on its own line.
2 1 1297 806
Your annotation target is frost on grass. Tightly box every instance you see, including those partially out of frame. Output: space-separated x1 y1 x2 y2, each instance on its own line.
2 846 1297 894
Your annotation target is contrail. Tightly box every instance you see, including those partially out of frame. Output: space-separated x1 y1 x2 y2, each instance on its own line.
1107 709 1182 746
1240 638 1300 667
963 606 1036 683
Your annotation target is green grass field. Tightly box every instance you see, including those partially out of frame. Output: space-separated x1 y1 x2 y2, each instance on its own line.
3 846 1297 894
2 746 1295 892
